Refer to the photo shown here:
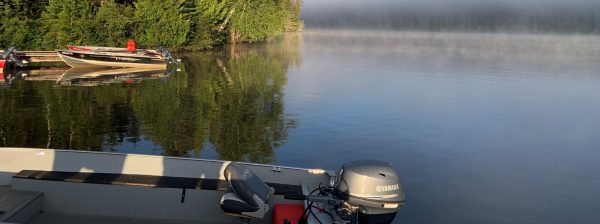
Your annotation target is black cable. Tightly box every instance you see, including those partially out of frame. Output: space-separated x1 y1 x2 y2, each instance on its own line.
300 185 332 224
312 205 335 220
308 201 324 224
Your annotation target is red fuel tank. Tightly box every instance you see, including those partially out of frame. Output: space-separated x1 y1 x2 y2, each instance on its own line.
272 204 305 224
127 39 136 53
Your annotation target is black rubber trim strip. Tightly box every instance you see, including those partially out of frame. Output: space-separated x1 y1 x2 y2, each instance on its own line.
13 170 302 195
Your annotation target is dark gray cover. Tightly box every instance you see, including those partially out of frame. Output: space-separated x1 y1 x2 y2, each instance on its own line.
223 163 271 208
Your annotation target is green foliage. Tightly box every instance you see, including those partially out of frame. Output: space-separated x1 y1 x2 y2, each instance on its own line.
195 0 231 22
184 0 231 50
0 0 40 48
93 1 134 47
41 0 96 49
185 16 221 50
133 0 191 48
229 0 287 42
0 0 303 50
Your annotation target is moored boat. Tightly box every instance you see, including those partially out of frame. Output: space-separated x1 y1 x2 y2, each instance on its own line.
57 50 172 69
0 148 405 224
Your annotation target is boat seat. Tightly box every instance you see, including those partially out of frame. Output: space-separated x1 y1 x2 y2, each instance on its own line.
220 163 274 219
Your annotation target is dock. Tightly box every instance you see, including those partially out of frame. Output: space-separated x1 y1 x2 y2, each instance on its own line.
0 51 63 63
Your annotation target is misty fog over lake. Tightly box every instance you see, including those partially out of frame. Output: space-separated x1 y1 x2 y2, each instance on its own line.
303 0 600 33
293 1 600 223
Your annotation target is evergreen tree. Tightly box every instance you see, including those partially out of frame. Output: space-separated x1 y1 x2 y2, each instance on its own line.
0 0 39 48
133 0 191 48
1 0 304 50
41 0 96 49
94 0 134 47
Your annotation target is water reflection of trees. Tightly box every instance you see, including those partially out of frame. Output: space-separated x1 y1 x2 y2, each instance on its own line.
0 33 301 163
0 83 135 150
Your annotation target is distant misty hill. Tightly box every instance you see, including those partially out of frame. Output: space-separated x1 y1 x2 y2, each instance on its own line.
302 0 600 33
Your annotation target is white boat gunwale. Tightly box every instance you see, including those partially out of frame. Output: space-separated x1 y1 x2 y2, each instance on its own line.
0 147 334 223
0 147 325 173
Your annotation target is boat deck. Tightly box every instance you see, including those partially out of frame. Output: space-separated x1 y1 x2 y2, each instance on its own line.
28 212 233 224
0 148 334 224
0 51 62 63
0 185 43 223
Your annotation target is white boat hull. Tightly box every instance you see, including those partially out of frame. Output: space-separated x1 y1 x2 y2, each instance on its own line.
58 52 167 69
0 148 332 223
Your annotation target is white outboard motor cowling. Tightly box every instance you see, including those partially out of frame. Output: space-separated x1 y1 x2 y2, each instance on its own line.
334 160 406 224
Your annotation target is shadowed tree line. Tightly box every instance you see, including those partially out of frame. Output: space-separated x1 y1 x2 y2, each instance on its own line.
0 33 302 163
0 0 302 50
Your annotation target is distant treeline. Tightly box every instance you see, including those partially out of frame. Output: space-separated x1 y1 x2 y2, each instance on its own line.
0 0 302 50
304 3 600 33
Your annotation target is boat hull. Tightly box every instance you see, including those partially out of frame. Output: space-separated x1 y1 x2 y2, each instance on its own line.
0 148 332 223
58 50 167 69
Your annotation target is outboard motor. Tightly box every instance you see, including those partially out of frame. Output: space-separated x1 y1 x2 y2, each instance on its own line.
8 53 27 67
333 160 406 224
156 46 165 55
155 47 180 65
1 46 17 60
285 160 405 224
220 162 274 219
2 46 27 67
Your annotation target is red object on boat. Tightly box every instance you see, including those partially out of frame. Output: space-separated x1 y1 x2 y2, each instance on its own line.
67 46 91 51
127 39 136 53
0 60 4 81
272 204 305 224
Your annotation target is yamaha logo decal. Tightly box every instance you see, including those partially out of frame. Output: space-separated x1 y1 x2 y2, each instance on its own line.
376 184 399 192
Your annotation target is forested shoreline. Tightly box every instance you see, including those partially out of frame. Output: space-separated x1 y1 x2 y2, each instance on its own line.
0 33 301 161
0 0 302 50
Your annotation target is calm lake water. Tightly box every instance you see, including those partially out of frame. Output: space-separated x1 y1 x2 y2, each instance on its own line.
2 30 600 223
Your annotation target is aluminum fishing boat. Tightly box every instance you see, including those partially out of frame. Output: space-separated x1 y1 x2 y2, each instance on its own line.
58 43 178 69
57 50 172 69
0 148 405 224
